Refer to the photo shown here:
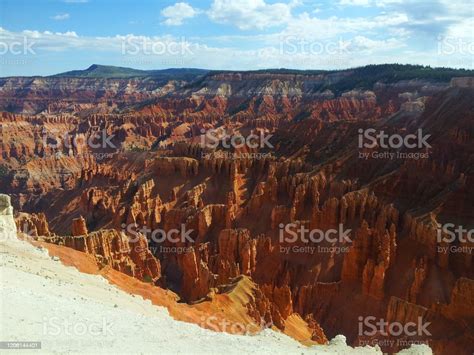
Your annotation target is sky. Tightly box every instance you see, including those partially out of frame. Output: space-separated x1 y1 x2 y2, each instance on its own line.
0 0 472 76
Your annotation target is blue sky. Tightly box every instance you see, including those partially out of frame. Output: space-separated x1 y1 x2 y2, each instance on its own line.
0 0 472 76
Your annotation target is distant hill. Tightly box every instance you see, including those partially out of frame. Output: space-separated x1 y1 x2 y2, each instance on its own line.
4 64 472 85
52 64 209 80
320 64 474 94
211 64 473 78
210 64 474 94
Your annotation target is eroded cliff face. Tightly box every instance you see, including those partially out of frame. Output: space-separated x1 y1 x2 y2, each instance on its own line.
0 76 181 114
2 73 473 354
15 213 161 283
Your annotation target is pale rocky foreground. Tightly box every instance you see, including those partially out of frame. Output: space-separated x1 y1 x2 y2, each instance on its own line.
0 194 431 354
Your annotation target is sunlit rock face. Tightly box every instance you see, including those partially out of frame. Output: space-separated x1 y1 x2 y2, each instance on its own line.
0 194 16 240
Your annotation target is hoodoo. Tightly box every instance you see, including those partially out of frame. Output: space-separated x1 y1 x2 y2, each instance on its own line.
0 194 16 240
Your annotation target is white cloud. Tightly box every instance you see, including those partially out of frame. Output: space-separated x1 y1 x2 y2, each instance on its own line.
339 0 371 6
161 2 198 26
0 27 413 71
207 0 296 30
348 35 405 51
1 0 473 74
51 13 70 21
339 0 403 6
278 12 409 41
374 0 404 6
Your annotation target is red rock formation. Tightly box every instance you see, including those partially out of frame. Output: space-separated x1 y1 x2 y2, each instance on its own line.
2 73 473 353
407 257 428 303
15 213 51 237
46 228 161 282
71 216 88 236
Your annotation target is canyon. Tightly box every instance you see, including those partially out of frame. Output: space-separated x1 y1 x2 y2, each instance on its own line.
5 194 407 354
0 64 473 354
